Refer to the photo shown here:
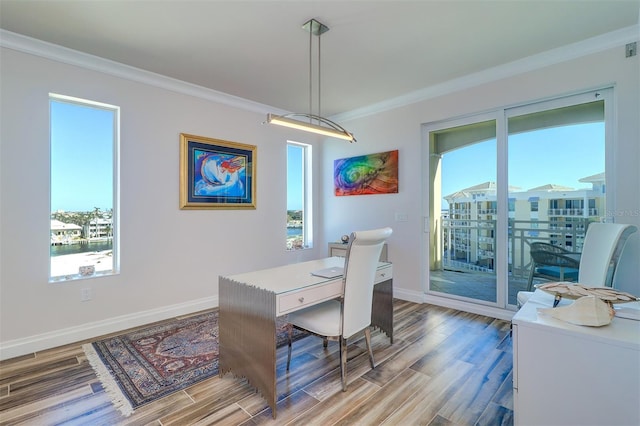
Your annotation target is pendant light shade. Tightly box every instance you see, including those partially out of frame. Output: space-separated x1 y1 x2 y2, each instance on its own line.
266 19 356 143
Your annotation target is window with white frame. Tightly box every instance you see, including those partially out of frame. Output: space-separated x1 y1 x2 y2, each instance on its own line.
50 94 119 281
286 142 312 250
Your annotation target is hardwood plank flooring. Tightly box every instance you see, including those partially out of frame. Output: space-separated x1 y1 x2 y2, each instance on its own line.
0 300 513 425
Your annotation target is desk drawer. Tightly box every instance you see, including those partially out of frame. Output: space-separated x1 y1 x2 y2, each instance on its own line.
278 279 343 315
375 266 392 284
330 247 348 257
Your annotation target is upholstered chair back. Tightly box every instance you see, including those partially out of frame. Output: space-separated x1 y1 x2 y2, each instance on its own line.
341 227 393 338
578 223 637 287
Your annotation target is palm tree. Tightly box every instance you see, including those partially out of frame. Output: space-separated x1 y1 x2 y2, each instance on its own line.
93 207 101 238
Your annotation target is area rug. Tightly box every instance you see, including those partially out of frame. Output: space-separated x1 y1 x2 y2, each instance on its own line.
83 310 301 416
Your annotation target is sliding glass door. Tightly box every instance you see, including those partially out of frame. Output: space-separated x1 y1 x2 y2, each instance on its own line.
506 93 607 305
426 117 498 303
423 89 611 310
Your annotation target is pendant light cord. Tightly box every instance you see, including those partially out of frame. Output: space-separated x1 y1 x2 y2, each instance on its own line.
308 22 323 125
309 25 313 124
318 32 322 120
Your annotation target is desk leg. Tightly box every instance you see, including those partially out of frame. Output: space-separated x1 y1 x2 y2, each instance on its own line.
219 277 278 418
372 279 393 343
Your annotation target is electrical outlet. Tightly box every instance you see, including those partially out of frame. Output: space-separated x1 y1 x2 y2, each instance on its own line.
626 42 637 58
81 287 92 302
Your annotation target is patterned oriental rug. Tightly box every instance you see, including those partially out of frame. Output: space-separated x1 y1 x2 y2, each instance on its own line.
83 310 301 416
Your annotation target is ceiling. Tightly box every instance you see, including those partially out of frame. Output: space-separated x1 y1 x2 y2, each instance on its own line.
1 1 638 118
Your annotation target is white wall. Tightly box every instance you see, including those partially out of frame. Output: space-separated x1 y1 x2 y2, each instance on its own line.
0 46 328 359
2 32 638 360
325 43 640 308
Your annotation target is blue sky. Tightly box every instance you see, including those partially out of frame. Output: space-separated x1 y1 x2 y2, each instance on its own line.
50 100 114 213
287 144 303 210
441 122 604 204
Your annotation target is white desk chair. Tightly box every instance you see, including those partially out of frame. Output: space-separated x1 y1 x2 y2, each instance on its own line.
286 227 392 391
517 223 638 307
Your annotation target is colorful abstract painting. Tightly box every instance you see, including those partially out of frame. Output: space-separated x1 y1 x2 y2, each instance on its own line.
180 134 256 209
334 150 398 196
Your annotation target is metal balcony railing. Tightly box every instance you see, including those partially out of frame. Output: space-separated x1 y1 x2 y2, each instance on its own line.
547 208 599 216
440 217 590 278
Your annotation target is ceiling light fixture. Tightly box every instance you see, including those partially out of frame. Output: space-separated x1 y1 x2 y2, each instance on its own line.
266 19 356 143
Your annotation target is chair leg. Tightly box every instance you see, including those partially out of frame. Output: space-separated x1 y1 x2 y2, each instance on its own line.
323 337 328 348
364 327 375 369
286 324 293 371
340 337 347 392
527 261 536 291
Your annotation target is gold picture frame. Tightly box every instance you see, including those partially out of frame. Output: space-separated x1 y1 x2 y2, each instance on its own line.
180 133 256 209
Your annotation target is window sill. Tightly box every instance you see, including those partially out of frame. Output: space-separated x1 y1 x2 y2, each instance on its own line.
50 270 117 283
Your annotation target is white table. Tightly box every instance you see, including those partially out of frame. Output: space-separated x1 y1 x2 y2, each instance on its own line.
512 289 640 425
218 256 393 418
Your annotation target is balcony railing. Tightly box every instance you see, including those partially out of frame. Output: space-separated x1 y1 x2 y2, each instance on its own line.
440 217 590 279
547 208 599 216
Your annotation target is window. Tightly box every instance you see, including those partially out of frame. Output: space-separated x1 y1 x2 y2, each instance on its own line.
566 199 583 209
50 94 119 280
286 142 312 250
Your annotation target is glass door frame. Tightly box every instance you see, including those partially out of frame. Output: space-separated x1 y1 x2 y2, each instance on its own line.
422 110 504 309
421 88 613 313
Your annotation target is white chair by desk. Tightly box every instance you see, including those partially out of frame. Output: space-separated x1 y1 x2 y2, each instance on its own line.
286 227 392 391
517 222 638 307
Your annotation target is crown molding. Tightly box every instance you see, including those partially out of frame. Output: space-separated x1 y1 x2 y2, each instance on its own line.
0 29 283 116
333 24 640 122
2 25 637 122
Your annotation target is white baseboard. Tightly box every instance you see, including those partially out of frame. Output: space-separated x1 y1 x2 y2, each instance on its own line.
423 293 515 321
394 288 514 321
386 288 515 321
393 288 424 304
0 296 218 361
1 291 515 361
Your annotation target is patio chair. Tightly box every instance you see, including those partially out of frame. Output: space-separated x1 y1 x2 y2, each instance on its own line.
517 223 638 307
526 242 581 290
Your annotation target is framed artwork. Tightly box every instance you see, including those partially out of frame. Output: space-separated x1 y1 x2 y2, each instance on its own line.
334 149 398 196
180 133 256 209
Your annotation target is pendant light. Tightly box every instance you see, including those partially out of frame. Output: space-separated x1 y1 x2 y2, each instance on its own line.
266 19 356 143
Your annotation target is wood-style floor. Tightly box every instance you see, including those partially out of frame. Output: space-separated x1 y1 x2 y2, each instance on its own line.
0 300 514 425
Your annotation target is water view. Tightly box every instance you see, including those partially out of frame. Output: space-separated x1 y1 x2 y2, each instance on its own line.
287 227 302 237
50 240 113 257
286 223 304 250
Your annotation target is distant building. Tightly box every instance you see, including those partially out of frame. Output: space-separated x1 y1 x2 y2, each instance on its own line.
86 217 112 239
50 220 82 245
442 173 604 274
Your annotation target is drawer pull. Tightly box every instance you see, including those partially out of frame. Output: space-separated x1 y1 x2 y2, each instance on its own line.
298 297 305 303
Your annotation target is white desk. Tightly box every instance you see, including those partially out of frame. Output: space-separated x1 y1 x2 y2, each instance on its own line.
512 289 640 425
219 256 393 418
